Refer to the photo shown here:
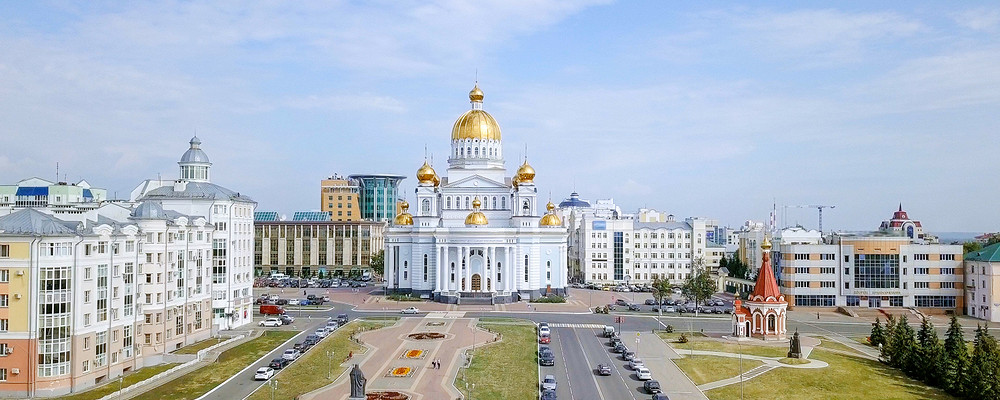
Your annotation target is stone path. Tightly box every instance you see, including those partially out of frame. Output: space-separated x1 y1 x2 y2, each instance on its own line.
677 349 829 391
638 333 710 400
300 317 496 400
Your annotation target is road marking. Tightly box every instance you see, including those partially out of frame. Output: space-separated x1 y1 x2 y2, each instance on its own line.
589 327 637 400
570 328 606 400
556 329 577 400
548 323 606 329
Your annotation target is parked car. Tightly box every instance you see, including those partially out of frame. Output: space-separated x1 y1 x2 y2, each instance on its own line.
269 357 291 370
337 314 349 325
539 326 551 336
287 299 300 306
652 394 670 400
259 305 286 316
401 307 419 314
282 349 302 361
293 342 307 351
539 347 555 366
609 336 622 346
279 314 294 325
274 299 289 305
597 363 612 376
604 325 616 337
539 334 550 344
628 358 645 370
636 367 652 380
540 389 557 400
714 299 725 306
613 343 628 353
644 299 657 306
541 374 557 391
259 318 282 327
307 294 318 301
615 299 629 306
713 306 724 314
664 306 676 313
627 303 641 311
304 335 320 346
315 328 330 338
644 380 662 394
623 351 636 361
254 367 275 380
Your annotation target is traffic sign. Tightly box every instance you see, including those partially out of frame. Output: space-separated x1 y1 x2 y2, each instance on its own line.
615 316 625 323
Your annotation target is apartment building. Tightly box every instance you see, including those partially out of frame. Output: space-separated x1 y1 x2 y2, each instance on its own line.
320 176 360 222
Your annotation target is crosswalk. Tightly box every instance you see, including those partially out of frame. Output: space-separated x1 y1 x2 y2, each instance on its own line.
547 323 606 329
424 311 466 319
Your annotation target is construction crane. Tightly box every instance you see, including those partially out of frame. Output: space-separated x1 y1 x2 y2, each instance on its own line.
790 205 836 233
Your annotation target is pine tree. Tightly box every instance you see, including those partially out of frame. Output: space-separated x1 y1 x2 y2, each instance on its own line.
870 317 886 347
943 315 969 397
919 322 946 387
881 315 898 365
895 316 919 377
969 325 1000 399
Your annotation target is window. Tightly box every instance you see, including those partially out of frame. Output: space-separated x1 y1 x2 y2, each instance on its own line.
0 343 6 355
0 294 6 307
846 296 860 307
820 281 836 288
941 254 956 261
0 269 7 282
914 254 929 261
0 368 6 382
795 295 835 307
794 281 809 288
941 282 955 289
0 319 6 332
914 282 929 289
794 254 809 260
853 253 900 289
915 268 929 274
915 296 955 308
794 267 809 274
941 268 955 275
820 267 835 274
820 253 835 260
0 245 8 258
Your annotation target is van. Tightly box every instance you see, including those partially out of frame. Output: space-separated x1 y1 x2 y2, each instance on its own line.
260 304 285 316
604 325 615 337
361 270 372 281
269 272 289 280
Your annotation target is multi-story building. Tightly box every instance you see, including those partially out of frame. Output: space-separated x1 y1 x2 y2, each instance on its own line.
577 213 720 286
254 214 385 278
777 234 963 311
0 208 142 397
131 136 256 330
320 176 360 222
348 174 405 223
964 242 1000 322
0 178 108 217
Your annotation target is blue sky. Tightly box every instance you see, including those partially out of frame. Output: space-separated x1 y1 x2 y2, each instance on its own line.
1 1 998 232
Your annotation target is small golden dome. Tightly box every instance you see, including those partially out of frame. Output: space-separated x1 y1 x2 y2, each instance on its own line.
546 201 555 212
761 236 772 250
394 201 413 226
539 201 562 226
469 84 484 102
511 174 520 188
416 161 438 185
465 197 488 225
516 160 535 183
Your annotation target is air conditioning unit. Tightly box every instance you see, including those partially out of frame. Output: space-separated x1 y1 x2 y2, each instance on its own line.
5 348 12 354
11 368 19 374
14 294 21 299
16 270 24 276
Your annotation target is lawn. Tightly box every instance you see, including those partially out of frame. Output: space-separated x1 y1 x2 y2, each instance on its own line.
172 338 223 355
706 349 955 400
815 336 864 355
134 330 298 400
674 355 764 385
60 363 180 400
246 320 394 400
657 332 787 358
455 321 537 400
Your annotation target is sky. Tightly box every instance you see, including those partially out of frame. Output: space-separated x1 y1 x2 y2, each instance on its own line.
1 1 998 232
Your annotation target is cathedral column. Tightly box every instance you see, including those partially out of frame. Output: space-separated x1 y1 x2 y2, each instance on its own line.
386 245 394 293
436 246 443 292
488 246 495 292
442 246 449 292
460 246 467 292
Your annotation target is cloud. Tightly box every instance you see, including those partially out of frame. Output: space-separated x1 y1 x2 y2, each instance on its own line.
952 8 1000 31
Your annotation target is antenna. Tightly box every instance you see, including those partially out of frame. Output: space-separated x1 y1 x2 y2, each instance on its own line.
56 162 59 182
475 68 478 84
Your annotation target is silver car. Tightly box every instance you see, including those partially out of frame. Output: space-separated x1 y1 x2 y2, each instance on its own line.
541 374 557 391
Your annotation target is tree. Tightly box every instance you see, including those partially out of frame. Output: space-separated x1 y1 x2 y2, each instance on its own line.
682 258 717 310
870 317 886 347
880 315 897 364
964 241 983 255
727 250 750 280
651 276 672 306
944 315 970 397
893 316 919 376
917 317 946 386
719 254 729 275
369 249 385 277
969 325 1000 399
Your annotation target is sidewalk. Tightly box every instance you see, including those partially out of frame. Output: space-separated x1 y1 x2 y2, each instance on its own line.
634 332 709 400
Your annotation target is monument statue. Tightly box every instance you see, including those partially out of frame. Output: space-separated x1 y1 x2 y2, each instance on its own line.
787 329 802 358
350 364 366 399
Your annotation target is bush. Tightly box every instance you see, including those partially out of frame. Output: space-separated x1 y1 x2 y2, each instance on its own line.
665 325 675 333
530 295 566 303
678 333 689 343
386 294 423 302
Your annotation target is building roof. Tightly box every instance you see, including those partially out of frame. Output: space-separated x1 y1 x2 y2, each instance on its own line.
967 242 1000 262
179 136 211 164
0 208 77 235
292 211 332 222
558 192 591 208
634 221 692 230
141 181 254 203
255 211 279 222
748 248 783 303
131 201 167 220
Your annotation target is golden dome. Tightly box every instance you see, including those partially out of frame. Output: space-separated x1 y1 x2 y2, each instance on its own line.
465 197 488 225
539 202 561 226
761 236 772 250
516 160 535 183
452 85 501 141
394 201 413 226
469 84 484 102
416 161 438 185
511 174 520 188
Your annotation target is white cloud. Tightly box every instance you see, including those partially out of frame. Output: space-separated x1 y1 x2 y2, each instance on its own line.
952 8 1000 31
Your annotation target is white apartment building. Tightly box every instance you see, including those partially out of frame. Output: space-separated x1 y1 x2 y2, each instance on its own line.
577 213 721 286
777 234 963 311
0 178 108 217
131 136 256 330
964 243 1000 322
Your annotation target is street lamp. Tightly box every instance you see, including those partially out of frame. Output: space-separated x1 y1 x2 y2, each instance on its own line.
117 376 124 400
269 379 278 400
738 340 744 400
327 350 334 380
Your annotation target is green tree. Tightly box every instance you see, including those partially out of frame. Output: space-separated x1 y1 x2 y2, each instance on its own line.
943 315 970 397
969 325 1000 399
881 315 898 364
727 250 750 280
917 317 946 386
369 249 385 277
895 316 919 376
651 276 672 306
990 235 1000 246
870 317 886 347
964 241 984 255
719 254 730 275
682 258 717 310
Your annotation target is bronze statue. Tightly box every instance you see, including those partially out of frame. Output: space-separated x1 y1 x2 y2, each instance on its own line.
787 329 802 358
350 364 366 398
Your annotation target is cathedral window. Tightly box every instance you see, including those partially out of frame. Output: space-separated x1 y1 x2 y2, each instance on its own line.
546 261 551 281
522 200 530 215
501 197 506 210
767 314 776 332
465 197 470 209
524 255 529 282
446 197 451 209
475 148 479 157
421 199 430 215
423 255 428 282
492 196 497 209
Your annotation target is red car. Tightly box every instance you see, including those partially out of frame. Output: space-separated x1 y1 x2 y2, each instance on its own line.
539 334 550 344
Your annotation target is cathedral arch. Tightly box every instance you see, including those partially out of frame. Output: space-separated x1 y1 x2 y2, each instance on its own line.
421 199 431 215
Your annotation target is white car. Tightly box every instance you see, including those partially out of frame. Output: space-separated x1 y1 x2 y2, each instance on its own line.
282 349 301 361
401 307 419 314
539 326 551 336
315 328 329 338
628 358 644 370
541 374 557 391
254 367 275 381
322 295 330 302
636 366 652 380
259 318 282 327
288 299 300 306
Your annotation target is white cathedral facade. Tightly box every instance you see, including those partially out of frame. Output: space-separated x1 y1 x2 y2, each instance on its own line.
384 85 569 304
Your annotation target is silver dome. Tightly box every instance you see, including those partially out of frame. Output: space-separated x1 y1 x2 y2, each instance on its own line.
179 136 211 164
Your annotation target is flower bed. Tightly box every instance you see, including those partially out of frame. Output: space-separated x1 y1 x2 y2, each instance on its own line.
407 332 445 340
386 366 414 377
401 349 425 359
366 391 410 400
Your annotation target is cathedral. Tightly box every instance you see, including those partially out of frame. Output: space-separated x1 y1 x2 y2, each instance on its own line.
732 237 788 340
384 85 569 304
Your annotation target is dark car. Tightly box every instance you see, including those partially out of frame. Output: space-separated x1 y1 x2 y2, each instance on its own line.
274 299 289 306
337 314 349 325
644 299 657 306
269 357 291 369
627 303 641 311
615 299 629 306
644 380 662 394
652 394 670 400
304 335 320 347
597 364 612 376
609 336 622 346
713 306 724 314
293 342 306 351
279 314 294 325
540 389 557 400
539 348 555 366
307 294 317 301
613 343 628 353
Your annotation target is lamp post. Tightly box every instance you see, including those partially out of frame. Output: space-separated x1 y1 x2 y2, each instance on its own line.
738 339 744 400
327 350 334 380
269 379 278 400
117 376 124 400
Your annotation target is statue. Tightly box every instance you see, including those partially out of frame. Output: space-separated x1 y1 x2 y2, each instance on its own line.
787 329 802 358
349 364 366 399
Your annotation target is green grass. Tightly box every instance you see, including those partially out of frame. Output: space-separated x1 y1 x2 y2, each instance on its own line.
247 320 394 400
386 293 424 301
59 363 180 400
674 355 764 385
455 322 537 400
815 336 864 355
477 317 535 325
658 333 787 358
172 338 223 355
655 331 707 342
779 357 810 365
706 349 955 400
134 330 298 400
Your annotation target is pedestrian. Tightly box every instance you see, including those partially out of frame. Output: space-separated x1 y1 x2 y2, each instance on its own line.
817 312 820 320
304 290 307 296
